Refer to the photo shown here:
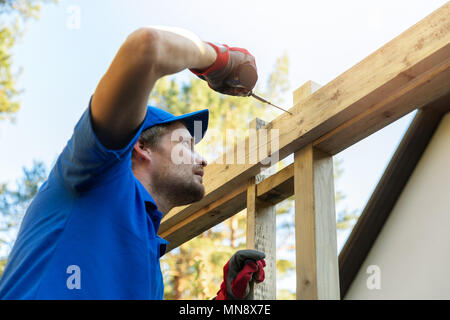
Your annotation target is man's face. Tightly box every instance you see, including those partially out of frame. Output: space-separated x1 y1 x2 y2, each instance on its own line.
150 122 207 206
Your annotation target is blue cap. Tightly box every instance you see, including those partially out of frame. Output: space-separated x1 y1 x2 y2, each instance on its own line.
142 106 209 144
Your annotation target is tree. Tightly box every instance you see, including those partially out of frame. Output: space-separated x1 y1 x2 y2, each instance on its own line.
0 0 56 121
0 160 47 276
334 158 359 230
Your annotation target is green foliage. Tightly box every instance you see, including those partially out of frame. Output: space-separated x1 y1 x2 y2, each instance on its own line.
162 234 239 300
277 289 295 300
276 259 294 277
0 0 48 19
0 257 6 276
0 160 47 262
0 0 57 121
0 19 21 120
334 158 359 230
0 160 46 214
265 53 290 105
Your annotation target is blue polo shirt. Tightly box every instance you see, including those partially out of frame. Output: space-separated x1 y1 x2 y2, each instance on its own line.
0 96 169 299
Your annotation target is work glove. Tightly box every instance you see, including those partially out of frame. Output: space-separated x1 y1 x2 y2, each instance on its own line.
190 42 258 97
215 249 266 300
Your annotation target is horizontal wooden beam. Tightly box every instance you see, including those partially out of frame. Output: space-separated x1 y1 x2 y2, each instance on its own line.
159 183 247 250
257 163 294 204
159 3 450 248
160 164 294 251
314 47 450 154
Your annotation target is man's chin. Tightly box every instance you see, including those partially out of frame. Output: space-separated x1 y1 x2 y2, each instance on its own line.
191 184 205 202
176 184 205 206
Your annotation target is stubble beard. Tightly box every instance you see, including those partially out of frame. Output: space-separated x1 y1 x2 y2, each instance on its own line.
153 165 205 207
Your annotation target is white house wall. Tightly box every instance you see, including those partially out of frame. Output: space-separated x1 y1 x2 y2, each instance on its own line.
345 112 450 299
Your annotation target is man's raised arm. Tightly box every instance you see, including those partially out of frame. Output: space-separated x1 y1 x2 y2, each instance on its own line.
90 26 218 149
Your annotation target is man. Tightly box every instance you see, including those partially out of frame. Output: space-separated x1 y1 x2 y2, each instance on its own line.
0 26 265 299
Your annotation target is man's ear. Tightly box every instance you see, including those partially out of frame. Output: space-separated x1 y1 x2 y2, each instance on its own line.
132 140 152 163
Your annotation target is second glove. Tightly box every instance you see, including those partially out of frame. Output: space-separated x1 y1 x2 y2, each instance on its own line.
215 249 266 300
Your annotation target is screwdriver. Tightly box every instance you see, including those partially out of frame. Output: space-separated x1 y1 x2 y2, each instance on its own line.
250 92 292 115
229 63 293 115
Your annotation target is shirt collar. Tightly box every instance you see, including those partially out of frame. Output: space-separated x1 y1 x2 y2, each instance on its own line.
134 175 158 211
134 175 170 257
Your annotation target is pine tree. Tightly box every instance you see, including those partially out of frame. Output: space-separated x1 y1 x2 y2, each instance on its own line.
0 160 47 275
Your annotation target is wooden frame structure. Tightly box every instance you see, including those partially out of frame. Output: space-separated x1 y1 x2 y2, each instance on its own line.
159 4 450 299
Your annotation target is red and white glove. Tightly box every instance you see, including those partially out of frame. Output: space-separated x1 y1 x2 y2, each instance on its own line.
190 42 258 97
215 249 266 300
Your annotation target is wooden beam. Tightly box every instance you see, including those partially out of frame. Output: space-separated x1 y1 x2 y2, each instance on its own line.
338 93 450 298
160 162 295 251
246 118 277 300
314 49 450 154
159 4 450 249
294 145 339 300
159 184 247 250
257 163 294 205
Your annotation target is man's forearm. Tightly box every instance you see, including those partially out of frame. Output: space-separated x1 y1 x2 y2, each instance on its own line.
90 26 217 150
141 26 217 77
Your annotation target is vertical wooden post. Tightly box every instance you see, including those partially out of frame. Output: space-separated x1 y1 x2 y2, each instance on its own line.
292 80 322 106
246 118 277 300
293 81 340 300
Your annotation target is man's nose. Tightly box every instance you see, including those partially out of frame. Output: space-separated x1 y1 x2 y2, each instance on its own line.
200 157 207 168
194 153 207 167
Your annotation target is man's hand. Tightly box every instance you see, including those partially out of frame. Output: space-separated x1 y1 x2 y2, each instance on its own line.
190 43 258 97
215 249 266 300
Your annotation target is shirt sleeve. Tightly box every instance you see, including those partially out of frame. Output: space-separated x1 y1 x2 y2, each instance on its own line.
53 95 148 193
